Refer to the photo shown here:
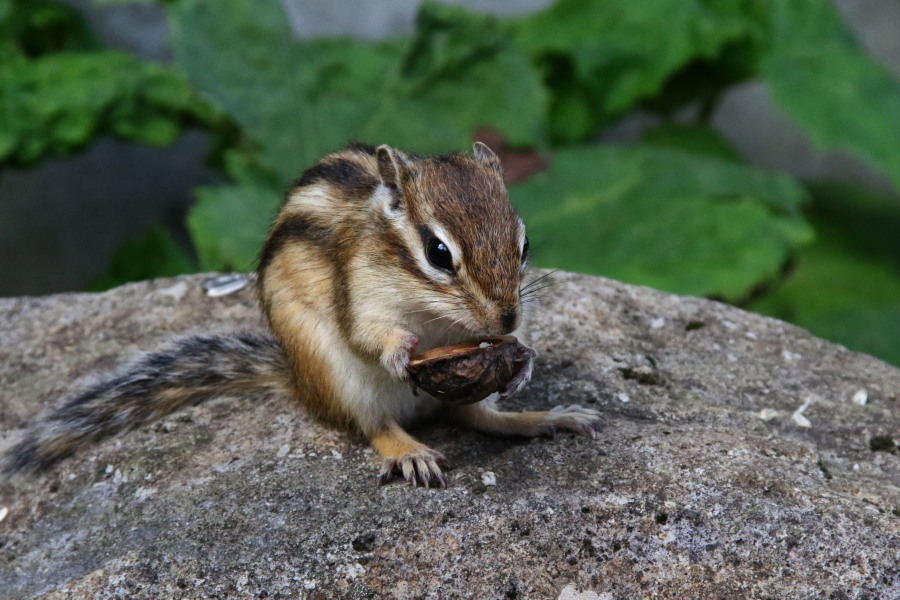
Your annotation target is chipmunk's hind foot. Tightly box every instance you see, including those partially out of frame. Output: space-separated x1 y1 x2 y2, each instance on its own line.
544 404 603 438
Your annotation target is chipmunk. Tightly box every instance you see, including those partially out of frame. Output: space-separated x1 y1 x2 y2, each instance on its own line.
5 142 601 487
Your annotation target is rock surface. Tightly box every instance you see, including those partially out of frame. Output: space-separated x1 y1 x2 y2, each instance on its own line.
0 272 898 599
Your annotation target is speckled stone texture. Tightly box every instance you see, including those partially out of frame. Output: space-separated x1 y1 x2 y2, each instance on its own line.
0 272 898 599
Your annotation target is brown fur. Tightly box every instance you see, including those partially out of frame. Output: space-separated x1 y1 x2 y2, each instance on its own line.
4 143 602 485
255 143 600 487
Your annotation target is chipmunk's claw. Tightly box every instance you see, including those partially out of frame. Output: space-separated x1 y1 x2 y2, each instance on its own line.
378 448 449 489
382 331 419 382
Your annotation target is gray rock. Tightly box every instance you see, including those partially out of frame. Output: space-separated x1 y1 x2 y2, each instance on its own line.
0 272 897 599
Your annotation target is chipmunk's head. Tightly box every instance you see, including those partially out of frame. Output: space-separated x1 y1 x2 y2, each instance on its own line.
375 142 529 336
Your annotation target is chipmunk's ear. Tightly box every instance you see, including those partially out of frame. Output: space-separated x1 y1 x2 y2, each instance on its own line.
473 141 502 173
376 145 411 211
376 145 410 188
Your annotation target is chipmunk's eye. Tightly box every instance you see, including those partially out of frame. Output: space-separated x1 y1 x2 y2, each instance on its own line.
522 236 530 262
426 236 454 273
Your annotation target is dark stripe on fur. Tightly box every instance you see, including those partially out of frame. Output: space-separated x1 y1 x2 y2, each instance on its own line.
258 214 328 273
416 225 432 253
329 221 362 353
331 258 354 348
3 333 290 475
383 227 430 285
430 152 466 166
293 158 378 201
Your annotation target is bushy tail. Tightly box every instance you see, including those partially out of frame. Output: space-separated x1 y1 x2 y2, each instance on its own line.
4 333 291 474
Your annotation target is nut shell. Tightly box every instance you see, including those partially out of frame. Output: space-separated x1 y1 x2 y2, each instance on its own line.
407 336 536 404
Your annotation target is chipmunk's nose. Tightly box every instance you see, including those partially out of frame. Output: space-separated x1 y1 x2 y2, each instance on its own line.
499 307 519 334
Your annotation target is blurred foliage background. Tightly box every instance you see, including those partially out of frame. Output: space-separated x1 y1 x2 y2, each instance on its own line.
2 0 899 366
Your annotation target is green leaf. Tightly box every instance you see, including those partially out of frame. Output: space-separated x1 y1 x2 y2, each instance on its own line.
168 0 383 181
187 183 282 272
641 123 744 162
52 109 96 146
510 144 812 301
761 1 900 191
0 51 218 164
111 106 182 146
362 42 545 151
362 2 545 149
167 0 545 183
513 0 766 142
221 148 281 189
89 225 197 291
750 182 900 366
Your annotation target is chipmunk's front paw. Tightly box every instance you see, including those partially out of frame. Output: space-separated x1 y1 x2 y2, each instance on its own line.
378 447 449 489
499 353 534 400
381 330 418 381
545 405 603 438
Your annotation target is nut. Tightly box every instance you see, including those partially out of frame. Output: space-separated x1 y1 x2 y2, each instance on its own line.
407 336 536 404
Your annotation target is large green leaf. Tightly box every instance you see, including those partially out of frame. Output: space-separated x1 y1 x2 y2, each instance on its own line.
168 0 395 183
361 4 545 150
513 0 766 142
187 184 282 272
750 182 900 366
641 123 744 162
510 144 812 301
167 0 545 184
761 1 900 191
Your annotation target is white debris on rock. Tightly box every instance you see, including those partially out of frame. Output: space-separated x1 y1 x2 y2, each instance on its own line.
757 408 779 421
782 349 802 362
134 487 157 501
157 281 189 301
791 396 814 428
